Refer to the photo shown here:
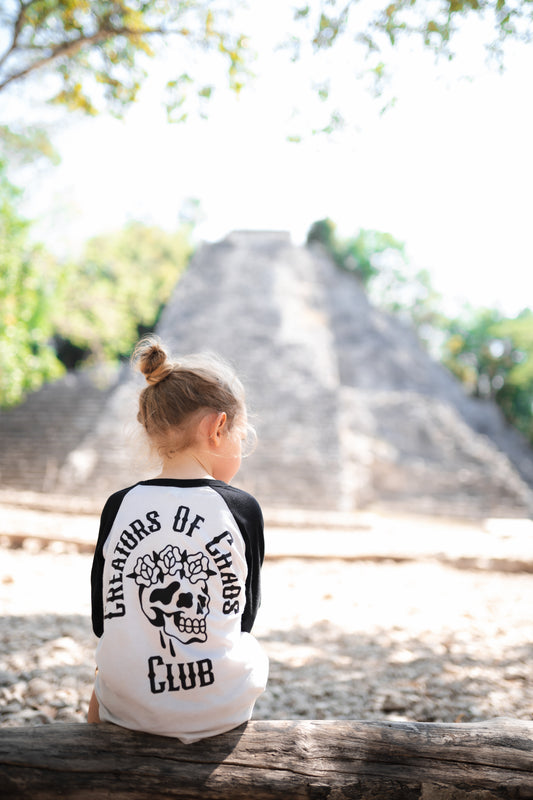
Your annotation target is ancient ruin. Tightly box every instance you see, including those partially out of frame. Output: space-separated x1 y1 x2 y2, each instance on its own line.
2 231 533 518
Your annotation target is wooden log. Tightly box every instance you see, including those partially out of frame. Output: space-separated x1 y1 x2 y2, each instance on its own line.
0 718 532 799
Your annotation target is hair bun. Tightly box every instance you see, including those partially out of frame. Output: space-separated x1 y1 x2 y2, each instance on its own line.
133 337 174 385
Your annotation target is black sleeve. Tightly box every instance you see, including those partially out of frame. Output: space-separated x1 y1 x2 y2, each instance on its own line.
90 486 132 637
210 483 265 633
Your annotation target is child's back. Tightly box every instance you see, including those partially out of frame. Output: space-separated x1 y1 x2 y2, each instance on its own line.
89 338 268 742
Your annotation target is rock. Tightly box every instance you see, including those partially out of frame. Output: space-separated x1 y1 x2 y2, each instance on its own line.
379 692 408 713
25 677 50 699
0 670 12 687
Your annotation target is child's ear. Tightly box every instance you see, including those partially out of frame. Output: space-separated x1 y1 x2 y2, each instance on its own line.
214 412 227 442
206 412 227 446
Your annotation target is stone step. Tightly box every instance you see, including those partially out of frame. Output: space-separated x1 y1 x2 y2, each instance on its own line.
1 231 533 518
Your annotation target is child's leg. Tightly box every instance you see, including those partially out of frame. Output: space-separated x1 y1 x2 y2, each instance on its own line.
87 687 101 723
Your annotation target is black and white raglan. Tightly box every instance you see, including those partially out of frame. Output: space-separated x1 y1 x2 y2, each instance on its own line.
90 478 268 743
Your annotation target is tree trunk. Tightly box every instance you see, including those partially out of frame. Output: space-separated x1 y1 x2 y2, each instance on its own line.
1 718 532 799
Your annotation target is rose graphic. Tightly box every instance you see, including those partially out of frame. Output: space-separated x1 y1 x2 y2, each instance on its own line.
131 553 161 587
186 552 211 583
159 544 183 576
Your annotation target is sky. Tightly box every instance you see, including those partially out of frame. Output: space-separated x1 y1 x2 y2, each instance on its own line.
11 2 533 318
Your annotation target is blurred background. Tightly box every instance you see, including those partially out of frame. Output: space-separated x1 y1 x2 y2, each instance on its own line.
1 0 532 730
2 0 533 460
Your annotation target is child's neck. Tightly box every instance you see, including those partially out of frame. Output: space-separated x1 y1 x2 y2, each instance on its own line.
157 450 213 481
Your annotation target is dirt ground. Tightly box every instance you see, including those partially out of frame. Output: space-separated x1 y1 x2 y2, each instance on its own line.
0 499 532 726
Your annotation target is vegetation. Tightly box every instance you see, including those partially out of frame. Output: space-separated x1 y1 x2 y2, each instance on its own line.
0 190 193 407
443 307 533 443
0 159 65 406
0 0 249 121
283 1 533 130
308 217 533 446
2 1 533 126
307 218 405 285
307 217 445 337
53 222 192 368
292 1 533 70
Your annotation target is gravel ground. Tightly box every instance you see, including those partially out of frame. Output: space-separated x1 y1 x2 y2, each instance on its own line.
1 538 532 728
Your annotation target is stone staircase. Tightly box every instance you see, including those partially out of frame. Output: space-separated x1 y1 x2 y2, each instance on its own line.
1 231 533 518
0 365 121 494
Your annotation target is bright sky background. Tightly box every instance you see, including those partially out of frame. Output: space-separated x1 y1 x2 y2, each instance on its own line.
13 1 533 318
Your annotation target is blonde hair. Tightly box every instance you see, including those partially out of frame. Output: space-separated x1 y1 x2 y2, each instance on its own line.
132 336 250 457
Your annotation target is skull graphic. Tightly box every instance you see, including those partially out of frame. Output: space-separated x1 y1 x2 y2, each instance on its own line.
128 545 215 645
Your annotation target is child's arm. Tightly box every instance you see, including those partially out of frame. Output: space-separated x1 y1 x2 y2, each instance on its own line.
87 688 100 723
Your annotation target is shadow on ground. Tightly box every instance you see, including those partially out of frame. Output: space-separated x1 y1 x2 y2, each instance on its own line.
253 620 532 723
1 613 531 727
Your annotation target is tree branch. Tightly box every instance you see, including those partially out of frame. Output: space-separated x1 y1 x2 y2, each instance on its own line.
0 23 166 93
0 0 29 71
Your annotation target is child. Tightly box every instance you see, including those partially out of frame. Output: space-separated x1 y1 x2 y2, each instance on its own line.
88 337 268 743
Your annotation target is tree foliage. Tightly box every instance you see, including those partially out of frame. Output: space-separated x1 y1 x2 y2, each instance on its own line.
294 0 533 57
0 123 60 166
308 217 405 284
291 1 533 84
2 1 533 124
0 159 64 407
0 182 193 405
307 217 443 335
53 221 192 366
280 1 533 131
443 307 533 442
0 0 249 119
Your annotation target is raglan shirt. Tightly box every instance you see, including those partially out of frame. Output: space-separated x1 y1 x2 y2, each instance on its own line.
90 478 268 743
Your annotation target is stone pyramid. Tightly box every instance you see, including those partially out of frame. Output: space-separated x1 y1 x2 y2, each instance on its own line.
2 230 533 518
